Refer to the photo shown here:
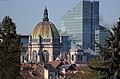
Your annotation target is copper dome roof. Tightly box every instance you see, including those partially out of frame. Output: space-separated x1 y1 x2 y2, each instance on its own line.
32 7 59 39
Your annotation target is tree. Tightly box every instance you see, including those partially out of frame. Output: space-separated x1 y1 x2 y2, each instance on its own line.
89 18 120 79
0 16 21 79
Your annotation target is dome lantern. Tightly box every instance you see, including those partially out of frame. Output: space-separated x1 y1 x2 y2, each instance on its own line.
43 6 49 21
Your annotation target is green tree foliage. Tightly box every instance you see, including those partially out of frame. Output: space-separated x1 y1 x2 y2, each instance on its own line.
0 16 21 79
89 18 120 79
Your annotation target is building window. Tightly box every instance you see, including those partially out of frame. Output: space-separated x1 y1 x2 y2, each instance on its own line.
50 75 53 79
41 39 50 42
0 39 3 42
72 55 74 61
42 50 49 63
32 50 37 63
81 55 83 61
78 55 80 61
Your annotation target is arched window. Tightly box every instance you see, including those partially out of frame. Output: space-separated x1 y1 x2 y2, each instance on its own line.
32 50 37 63
42 50 49 63
72 55 74 61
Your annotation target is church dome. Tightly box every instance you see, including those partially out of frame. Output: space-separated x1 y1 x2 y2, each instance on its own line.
32 7 59 39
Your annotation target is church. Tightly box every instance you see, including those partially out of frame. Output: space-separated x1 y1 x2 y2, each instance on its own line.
27 7 62 64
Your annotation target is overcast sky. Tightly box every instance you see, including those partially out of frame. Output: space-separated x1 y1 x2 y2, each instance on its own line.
0 0 120 34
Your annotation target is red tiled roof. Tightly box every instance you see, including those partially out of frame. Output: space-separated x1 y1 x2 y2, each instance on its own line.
21 63 36 70
21 63 31 68
32 64 44 78
49 61 61 68
21 70 35 79
62 60 69 64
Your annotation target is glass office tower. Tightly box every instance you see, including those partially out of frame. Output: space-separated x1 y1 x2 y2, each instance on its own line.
61 0 99 50
95 26 110 53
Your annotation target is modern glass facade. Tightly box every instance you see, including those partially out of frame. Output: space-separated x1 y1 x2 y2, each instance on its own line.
61 0 99 50
62 35 71 53
95 25 110 53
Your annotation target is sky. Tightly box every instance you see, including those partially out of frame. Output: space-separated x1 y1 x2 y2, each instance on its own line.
0 0 120 34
